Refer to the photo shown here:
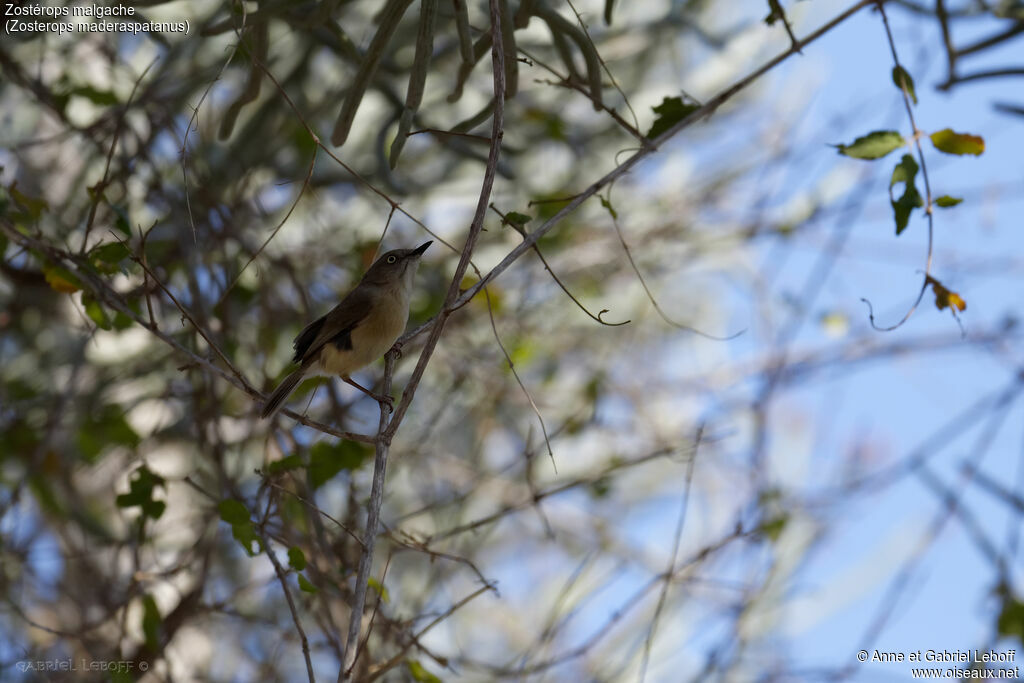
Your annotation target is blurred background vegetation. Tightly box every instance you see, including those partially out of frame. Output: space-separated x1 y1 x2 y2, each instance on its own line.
2 0 1024 680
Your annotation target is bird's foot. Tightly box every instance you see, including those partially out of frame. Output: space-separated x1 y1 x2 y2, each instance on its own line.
389 341 404 361
343 376 394 412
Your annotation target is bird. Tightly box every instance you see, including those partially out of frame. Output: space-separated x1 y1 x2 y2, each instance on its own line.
260 241 432 419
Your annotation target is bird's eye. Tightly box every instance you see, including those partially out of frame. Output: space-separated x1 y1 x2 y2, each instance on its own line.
386 255 397 264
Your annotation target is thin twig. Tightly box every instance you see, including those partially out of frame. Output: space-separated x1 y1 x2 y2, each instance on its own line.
215 145 320 310
255 525 316 683
383 0 509 438
81 57 157 253
364 585 494 681
237 37 465 259
489 203 629 326
1 224 374 444
638 426 702 682
340 351 397 679
180 1 247 242
400 0 875 348
109 231 250 387
566 0 641 131
482 283 555 467
606 201 743 341
860 0 937 332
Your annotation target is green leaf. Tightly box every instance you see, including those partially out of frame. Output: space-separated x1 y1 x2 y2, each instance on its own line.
891 66 918 104
834 130 906 160
930 128 984 156
889 154 924 235
309 440 372 489
111 204 132 236
230 522 262 556
504 211 532 229
144 499 167 519
935 195 963 208
523 108 567 142
599 196 618 220
407 659 442 683
764 0 785 25
82 292 112 330
110 669 134 683
267 454 304 475
103 408 140 448
112 311 134 331
645 96 700 140
588 475 612 498
218 499 262 556
604 0 615 25
7 181 50 220
288 547 307 571
88 241 130 273
218 499 250 526
141 595 161 651
759 513 789 541
29 474 65 516
76 405 139 462
116 466 165 520
998 596 1024 643
297 573 318 593
68 85 120 106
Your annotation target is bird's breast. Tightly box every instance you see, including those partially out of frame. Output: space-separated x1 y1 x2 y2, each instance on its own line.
317 286 410 377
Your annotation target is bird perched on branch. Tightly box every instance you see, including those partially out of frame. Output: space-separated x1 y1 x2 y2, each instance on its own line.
261 241 432 419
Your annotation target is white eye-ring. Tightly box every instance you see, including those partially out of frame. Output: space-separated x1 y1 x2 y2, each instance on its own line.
386 255 397 264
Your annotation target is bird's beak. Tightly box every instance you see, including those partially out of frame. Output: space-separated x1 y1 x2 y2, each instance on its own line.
412 240 432 256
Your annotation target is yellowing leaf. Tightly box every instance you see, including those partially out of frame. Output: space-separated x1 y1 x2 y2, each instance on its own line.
407 660 442 683
944 291 966 312
930 128 984 156
820 311 850 338
44 265 81 293
928 276 967 313
835 130 905 160
368 576 390 603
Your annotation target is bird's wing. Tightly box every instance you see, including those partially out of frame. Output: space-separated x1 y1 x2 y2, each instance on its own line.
292 287 374 364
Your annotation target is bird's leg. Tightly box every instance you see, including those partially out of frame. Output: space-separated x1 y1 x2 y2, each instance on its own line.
343 376 394 412
389 340 404 360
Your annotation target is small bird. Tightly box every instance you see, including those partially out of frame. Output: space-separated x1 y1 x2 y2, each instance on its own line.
260 241 432 419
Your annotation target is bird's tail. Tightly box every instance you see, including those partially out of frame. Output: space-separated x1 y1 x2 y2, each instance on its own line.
261 368 307 419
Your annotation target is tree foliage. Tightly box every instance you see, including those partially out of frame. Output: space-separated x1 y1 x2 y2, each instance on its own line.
2 0 1023 681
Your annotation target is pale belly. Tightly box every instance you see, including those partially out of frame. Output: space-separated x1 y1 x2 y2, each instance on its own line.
315 298 407 378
